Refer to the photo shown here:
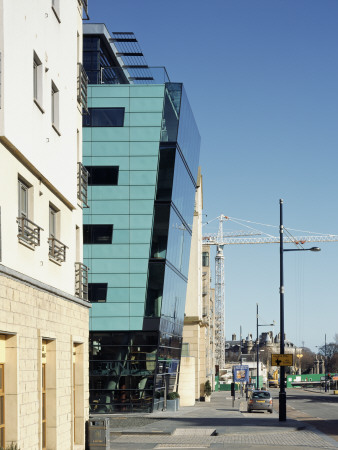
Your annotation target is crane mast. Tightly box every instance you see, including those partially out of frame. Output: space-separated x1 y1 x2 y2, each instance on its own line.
214 216 226 369
203 215 338 370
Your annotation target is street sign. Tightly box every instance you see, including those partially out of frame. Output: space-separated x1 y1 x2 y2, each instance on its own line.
271 354 293 366
233 365 249 383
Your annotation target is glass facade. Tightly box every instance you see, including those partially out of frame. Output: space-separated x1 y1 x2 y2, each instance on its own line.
83 31 200 412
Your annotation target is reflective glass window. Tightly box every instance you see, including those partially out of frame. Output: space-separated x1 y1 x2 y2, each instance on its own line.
86 166 119 186
83 224 113 244
83 108 125 127
89 283 108 303
145 262 164 317
202 252 209 267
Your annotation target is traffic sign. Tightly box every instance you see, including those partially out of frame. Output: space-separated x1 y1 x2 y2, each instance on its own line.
271 354 293 366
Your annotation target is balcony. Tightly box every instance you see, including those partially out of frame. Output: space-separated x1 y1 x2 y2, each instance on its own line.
48 237 67 263
77 63 89 112
17 217 43 248
77 0 89 20
77 162 89 207
75 262 89 300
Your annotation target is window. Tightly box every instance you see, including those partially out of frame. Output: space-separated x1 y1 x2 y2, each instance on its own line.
18 180 28 219
202 252 209 267
51 82 60 133
83 108 125 127
33 52 43 110
83 225 113 244
88 283 108 303
49 205 57 239
86 166 119 186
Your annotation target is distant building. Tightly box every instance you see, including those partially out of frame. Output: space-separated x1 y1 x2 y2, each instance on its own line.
83 24 201 413
0 1 90 448
225 331 299 374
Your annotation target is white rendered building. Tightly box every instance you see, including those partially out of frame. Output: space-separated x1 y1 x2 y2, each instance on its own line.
0 0 90 448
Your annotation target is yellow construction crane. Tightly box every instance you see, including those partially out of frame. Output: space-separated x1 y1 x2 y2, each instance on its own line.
202 214 338 369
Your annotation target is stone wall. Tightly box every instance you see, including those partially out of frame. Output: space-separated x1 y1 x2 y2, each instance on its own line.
0 270 90 449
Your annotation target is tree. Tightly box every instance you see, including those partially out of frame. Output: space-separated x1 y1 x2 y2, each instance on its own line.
298 347 315 374
318 341 338 373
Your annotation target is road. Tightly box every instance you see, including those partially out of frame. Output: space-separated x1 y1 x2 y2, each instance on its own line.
270 387 338 442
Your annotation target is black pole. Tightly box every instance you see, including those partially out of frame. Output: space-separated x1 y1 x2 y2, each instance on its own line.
279 199 286 421
325 334 327 393
256 303 259 389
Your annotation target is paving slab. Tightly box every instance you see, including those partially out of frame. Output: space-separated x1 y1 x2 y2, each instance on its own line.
90 391 338 449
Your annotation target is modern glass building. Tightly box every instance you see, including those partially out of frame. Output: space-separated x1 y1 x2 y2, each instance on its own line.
83 24 201 412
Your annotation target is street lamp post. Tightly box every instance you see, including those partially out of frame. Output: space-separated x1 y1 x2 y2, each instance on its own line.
279 199 321 422
256 303 274 390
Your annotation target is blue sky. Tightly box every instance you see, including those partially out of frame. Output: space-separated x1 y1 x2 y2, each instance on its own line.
89 0 338 351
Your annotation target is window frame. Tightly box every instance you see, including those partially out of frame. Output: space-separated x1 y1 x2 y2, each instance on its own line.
86 166 119 186
83 107 125 127
51 81 60 134
18 180 29 219
33 52 44 112
83 225 113 245
88 283 108 303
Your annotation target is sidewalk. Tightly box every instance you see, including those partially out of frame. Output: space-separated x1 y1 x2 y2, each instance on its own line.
92 392 338 449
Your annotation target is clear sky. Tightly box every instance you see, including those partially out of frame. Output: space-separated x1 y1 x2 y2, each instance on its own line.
89 0 338 351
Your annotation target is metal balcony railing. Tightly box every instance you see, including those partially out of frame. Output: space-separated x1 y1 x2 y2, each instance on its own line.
17 216 43 247
77 63 89 112
75 262 89 300
77 0 89 19
77 162 89 207
48 237 68 263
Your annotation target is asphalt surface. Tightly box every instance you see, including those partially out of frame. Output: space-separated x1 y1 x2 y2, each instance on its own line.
90 390 338 449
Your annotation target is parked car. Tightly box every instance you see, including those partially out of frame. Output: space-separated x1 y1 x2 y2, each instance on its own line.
247 390 273 413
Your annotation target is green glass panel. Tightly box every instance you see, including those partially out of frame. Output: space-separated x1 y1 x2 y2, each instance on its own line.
130 244 150 258
130 215 153 229
129 127 161 142
130 229 152 244
130 141 160 156
83 128 92 142
130 303 145 316
90 156 129 170
130 171 157 186
85 244 129 259
91 259 129 274
91 317 130 331
88 274 129 287
91 85 130 98
129 317 143 330
92 302 129 317
130 200 154 215
89 141 130 157
91 97 130 110
130 156 158 171
106 287 130 302
129 112 162 127
83 214 129 229
130 273 148 287
91 200 129 215
130 185 156 200
130 259 148 273
130 97 164 113
118 171 130 185
130 288 146 302
130 85 165 98
92 128 130 142
89 186 129 201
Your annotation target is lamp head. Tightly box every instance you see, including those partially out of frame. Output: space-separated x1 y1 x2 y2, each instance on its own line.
309 247 321 252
